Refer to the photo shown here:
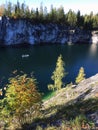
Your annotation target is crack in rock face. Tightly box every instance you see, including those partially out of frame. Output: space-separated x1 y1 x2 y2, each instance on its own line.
0 16 97 46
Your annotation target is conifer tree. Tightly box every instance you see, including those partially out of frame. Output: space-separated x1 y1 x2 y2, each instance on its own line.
75 67 85 84
48 54 66 91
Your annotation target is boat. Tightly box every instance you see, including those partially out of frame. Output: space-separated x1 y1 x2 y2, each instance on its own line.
22 54 29 58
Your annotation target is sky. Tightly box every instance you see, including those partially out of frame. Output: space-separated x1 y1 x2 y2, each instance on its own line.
0 0 98 15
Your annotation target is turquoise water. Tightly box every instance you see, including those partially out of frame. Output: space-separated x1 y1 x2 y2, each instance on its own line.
0 44 98 94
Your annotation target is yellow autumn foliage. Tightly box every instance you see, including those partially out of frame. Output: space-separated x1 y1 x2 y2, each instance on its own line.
75 67 85 84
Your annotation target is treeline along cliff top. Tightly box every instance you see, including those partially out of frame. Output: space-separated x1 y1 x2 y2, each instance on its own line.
0 1 98 30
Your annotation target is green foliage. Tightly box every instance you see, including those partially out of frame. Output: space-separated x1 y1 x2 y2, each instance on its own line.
57 6 65 24
34 114 94 130
0 72 42 128
75 67 85 84
48 54 66 91
70 114 87 129
0 1 98 29
66 9 77 27
5 2 12 17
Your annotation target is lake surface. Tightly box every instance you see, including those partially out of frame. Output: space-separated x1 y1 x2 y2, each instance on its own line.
0 44 98 94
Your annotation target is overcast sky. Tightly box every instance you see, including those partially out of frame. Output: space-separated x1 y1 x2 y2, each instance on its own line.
0 0 98 14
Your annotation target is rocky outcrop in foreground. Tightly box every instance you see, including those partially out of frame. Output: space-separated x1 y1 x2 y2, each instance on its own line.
41 74 98 129
44 73 98 107
21 74 98 129
0 16 98 46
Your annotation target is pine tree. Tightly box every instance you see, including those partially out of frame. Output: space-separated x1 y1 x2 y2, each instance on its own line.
48 54 66 91
66 9 77 27
75 67 85 84
57 6 65 24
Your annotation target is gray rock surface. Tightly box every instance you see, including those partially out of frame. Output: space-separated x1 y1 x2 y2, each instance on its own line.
0 16 98 46
43 74 98 128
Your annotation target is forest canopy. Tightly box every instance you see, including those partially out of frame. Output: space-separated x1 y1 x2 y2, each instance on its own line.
0 1 98 30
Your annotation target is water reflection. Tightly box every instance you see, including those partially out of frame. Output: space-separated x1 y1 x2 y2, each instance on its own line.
89 44 98 57
0 44 98 93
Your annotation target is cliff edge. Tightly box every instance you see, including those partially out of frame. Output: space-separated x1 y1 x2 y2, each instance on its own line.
0 16 98 46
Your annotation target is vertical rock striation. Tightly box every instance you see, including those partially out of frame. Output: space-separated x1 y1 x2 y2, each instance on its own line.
0 16 97 46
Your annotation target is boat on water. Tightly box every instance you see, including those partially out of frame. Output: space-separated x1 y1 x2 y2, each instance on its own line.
22 54 29 58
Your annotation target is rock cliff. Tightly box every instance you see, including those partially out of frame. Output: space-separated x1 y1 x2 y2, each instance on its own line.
0 16 98 46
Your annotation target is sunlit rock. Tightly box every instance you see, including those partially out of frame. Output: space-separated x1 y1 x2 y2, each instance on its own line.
0 16 98 46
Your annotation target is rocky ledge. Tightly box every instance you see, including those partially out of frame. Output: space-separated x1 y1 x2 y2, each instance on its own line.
21 74 98 129
40 74 98 129
0 16 98 46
